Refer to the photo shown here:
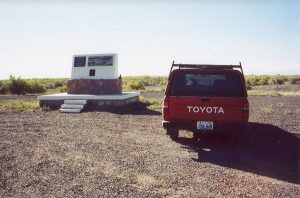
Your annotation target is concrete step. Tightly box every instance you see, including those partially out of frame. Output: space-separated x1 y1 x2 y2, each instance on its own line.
64 100 87 105
61 104 84 109
59 108 82 113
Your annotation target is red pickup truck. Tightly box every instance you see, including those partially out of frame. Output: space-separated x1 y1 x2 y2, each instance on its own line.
162 62 249 139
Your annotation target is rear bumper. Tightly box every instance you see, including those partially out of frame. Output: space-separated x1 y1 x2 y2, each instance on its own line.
162 120 248 134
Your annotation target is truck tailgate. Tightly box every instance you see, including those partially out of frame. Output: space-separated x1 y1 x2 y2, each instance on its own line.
168 96 245 121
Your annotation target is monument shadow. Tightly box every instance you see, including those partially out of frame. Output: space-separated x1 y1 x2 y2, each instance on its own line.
84 102 161 115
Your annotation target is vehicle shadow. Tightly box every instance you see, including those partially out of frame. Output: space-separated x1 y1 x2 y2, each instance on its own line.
172 122 300 184
84 102 161 115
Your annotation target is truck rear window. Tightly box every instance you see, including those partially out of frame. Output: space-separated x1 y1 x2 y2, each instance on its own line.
169 71 245 97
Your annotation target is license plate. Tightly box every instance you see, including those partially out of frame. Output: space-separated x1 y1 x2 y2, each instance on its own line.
197 121 213 130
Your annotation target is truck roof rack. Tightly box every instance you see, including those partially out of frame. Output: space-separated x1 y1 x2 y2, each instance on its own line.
170 61 244 76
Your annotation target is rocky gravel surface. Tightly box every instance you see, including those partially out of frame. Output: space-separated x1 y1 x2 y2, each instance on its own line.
0 95 299 197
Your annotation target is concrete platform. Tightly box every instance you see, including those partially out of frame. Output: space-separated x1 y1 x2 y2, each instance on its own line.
59 108 82 113
61 104 85 109
37 92 140 109
64 100 87 105
37 92 139 100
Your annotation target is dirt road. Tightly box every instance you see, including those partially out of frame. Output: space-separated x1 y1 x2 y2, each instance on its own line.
0 95 299 197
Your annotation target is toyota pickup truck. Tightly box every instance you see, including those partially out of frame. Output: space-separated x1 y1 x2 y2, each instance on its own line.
162 61 249 139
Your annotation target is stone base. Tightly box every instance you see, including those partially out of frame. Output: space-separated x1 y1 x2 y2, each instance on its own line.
67 79 122 94
88 96 139 107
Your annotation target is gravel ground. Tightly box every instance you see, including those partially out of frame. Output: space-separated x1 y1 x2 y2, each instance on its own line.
0 95 299 197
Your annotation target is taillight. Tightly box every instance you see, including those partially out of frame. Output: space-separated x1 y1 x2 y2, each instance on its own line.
162 96 169 120
242 99 249 120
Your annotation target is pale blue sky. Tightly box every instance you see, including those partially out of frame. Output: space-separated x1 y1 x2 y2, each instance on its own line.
0 0 299 79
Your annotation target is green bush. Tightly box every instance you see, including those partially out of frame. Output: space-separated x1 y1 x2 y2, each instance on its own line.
0 80 9 94
54 82 64 87
7 76 29 95
45 84 55 89
257 75 270 86
245 75 292 86
4 76 46 95
59 86 67 92
24 78 67 89
1 77 68 95
268 77 278 85
26 81 47 94
128 80 145 90
245 76 259 86
159 78 168 86
245 80 252 90
288 77 300 85
123 76 168 88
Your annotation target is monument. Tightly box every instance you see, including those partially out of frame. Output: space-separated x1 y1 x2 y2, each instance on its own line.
37 53 139 113
67 54 121 94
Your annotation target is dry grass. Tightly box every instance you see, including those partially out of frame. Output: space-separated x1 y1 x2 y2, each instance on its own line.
249 84 300 96
278 91 300 96
0 100 39 111
248 90 280 97
261 104 273 114
248 90 300 96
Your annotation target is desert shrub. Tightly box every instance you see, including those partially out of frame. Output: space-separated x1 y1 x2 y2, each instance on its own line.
140 76 168 87
245 79 252 90
245 75 291 86
0 80 9 94
4 76 47 95
24 78 68 89
6 76 29 95
278 76 287 85
45 84 55 89
141 76 151 86
268 77 277 85
59 86 67 92
256 75 270 86
123 76 168 88
245 76 260 86
128 80 145 90
245 78 251 86
159 78 168 86
26 81 47 94
288 77 300 85
54 82 64 87
267 76 285 85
